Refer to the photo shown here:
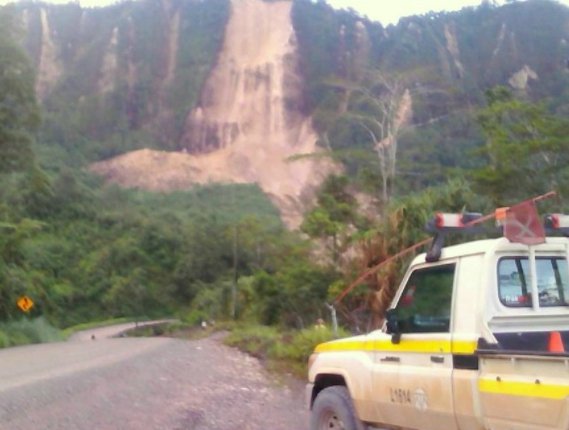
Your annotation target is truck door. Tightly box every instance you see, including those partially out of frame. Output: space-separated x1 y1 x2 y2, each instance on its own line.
371 263 458 430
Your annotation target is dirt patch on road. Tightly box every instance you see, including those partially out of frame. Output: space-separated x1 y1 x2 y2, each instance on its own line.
169 334 308 430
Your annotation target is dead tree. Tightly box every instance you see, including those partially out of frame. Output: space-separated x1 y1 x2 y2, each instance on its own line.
357 74 412 206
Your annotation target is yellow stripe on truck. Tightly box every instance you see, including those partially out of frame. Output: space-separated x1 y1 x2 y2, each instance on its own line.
314 340 371 353
314 339 477 354
479 378 569 400
451 340 478 354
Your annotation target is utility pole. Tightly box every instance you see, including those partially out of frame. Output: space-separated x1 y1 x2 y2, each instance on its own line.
231 222 238 319
230 187 238 319
326 303 338 336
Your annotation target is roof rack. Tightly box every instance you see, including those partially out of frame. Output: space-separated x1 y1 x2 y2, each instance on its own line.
425 212 485 262
425 211 569 262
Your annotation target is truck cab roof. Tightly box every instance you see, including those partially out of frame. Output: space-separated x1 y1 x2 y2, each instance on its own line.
411 236 569 267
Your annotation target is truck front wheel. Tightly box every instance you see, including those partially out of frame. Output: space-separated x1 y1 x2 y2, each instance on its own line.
311 386 366 430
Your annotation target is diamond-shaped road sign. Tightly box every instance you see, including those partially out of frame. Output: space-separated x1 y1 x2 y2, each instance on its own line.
17 296 34 313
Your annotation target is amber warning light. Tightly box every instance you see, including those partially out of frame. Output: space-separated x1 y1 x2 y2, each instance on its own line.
495 207 509 225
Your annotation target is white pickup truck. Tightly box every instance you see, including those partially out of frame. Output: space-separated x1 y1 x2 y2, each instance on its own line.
307 212 569 430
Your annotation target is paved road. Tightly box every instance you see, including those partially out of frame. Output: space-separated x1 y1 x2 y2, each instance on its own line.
0 327 308 430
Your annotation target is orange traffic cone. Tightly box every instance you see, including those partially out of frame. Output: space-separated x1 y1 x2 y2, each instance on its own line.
548 331 565 353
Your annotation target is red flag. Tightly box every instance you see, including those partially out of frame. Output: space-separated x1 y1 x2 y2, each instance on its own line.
504 200 545 245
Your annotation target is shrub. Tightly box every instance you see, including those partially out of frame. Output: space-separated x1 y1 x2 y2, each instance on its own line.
0 330 9 348
272 326 343 363
225 324 350 370
181 309 209 326
0 317 63 348
225 325 281 359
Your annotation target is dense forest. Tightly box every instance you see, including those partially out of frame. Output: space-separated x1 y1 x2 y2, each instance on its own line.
1 0 569 345
292 0 569 192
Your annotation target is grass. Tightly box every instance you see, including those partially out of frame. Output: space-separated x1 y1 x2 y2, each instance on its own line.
1 316 158 349
224 324 350 377
224 325 281 360
0 317 64 349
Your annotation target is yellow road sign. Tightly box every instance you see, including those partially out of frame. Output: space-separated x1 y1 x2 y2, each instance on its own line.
17 296 34 313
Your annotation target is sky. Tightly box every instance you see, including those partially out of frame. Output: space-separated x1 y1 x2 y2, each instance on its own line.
327 0 490 24
326 0 569 25
1 0 569 25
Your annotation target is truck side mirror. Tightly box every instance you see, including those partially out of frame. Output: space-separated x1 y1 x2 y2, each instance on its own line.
385 309 401 344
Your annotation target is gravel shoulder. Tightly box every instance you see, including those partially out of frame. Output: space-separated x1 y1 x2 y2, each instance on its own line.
0 333 308 430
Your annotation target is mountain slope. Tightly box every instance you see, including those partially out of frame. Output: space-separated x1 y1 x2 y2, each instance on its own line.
91 0 334 228
10 0 569 225
292 0 569 190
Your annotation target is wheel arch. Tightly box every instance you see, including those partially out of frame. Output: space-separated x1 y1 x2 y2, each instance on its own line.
310 373 349 409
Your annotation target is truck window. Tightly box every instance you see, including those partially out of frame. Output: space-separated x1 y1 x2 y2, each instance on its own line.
498 257 569 307
395 264 455 333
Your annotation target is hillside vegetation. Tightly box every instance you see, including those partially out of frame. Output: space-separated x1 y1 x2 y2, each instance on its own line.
0 1 568 343
292 0 569 193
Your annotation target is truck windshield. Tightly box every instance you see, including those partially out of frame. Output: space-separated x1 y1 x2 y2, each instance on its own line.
498 257 569 307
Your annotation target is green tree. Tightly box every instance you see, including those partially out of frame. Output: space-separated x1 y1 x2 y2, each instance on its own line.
0 10 43 322
0 8 40 174
301 175 358 264
473 87 569 204
249 262 337 329
0 219 44 320
172 219 232 303
342 179 491 329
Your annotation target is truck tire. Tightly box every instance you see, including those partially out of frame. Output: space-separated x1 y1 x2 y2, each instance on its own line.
311 386 366 430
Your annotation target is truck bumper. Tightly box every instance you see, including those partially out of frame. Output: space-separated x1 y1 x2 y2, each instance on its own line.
305 383 314 410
